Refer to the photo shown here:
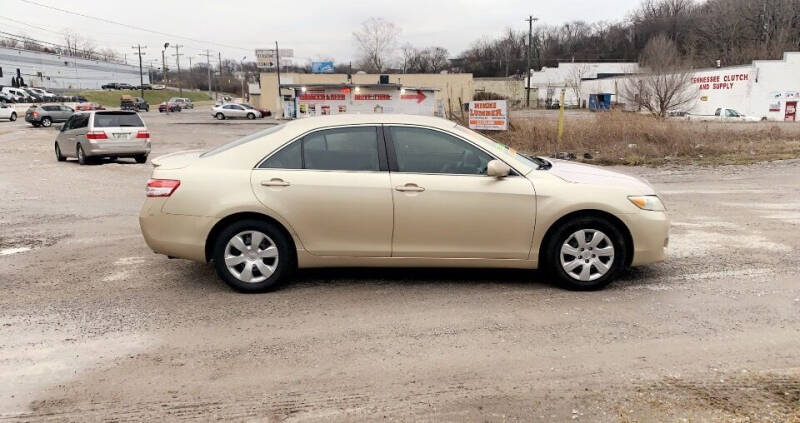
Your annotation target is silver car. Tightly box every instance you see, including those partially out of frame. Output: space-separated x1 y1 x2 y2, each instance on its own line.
54 111 151 165
212 103 261 120
24 104 73 127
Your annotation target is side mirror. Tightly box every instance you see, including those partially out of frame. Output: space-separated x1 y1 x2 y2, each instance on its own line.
487 159 511 178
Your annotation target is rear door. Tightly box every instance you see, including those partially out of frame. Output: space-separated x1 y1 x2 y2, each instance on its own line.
252 125 393 256
91 112 145 147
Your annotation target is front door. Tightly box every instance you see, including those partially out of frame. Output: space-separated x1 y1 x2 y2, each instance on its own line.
252 125 393 256
385 125 536 259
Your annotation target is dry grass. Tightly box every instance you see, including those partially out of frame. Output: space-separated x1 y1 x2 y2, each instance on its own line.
476 111 800 166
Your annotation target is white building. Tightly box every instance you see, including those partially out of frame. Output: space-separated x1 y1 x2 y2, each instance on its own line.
0 47 148 90
579 51 800 121
527 62 640 107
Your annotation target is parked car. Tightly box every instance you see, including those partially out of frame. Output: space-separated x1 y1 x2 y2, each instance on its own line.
139 114 669 293
22 88 43 103
24 103 74 127
158 101 181 113
0 92 14 103
118 83 135 90
170 97 193 109
101 83 120 90
27 87 58 100
686 107 761 122
211 103 261 120
151 84 166 90
74 102 106 111
1 86 30 103
137 84 153 90
121 95 149 112
54 111 150 165
0 103 17 121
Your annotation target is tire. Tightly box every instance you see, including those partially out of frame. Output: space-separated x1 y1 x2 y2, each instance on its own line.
215 112 225 120
54 143 66 162
134 154 148 164
246 112 255 120
76 144 88 165
32 122 41 128
41 117 52 127
212 219 294 293
9 112 16 122
544 216 628 291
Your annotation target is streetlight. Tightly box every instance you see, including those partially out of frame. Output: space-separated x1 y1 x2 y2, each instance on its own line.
240 56 247 101
162 42 170 86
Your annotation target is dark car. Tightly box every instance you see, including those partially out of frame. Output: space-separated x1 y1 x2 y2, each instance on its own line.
118 83 134 90
158 101 181 113
121 95 149 112
24 104 74 127
138 84 153 90
101 83 120 90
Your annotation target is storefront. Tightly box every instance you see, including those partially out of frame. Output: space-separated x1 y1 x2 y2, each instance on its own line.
278 83 440 119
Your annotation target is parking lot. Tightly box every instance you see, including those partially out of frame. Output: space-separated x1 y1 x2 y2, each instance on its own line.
1 109 799 421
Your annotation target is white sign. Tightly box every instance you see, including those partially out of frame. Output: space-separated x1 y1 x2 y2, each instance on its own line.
468 100 508 131
255 48 294 68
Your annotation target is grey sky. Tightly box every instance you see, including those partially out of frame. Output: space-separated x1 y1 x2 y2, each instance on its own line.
5 0 643 66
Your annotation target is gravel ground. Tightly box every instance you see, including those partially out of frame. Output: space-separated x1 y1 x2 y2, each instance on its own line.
1 110 798 422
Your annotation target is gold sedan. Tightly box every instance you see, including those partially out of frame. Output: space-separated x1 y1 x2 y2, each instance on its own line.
139 114 668 292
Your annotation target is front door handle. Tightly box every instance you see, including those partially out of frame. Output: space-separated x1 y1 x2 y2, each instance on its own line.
261 178 290 187
395 183 425 192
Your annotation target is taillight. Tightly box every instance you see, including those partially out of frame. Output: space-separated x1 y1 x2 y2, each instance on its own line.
86 131 107 140
146 179 180 197
136 130 150 139
33 110 39 117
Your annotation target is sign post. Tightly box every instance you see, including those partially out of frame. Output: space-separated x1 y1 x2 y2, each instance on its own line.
468 100 508 131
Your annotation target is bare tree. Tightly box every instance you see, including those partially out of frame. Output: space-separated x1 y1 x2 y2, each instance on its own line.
353 17 400 72
62 29 81 56
621 34 696 117
564 63 591 107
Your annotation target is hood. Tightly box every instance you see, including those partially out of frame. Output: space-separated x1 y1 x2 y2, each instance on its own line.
547 159 656 194
151 150 203 170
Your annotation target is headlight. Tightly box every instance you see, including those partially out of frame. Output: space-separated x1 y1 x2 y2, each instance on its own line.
628 195 666 211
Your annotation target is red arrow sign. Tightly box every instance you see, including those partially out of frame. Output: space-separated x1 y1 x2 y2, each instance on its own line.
401 90 427 103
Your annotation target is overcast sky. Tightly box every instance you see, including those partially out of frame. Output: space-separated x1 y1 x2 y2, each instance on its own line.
5 0 643 66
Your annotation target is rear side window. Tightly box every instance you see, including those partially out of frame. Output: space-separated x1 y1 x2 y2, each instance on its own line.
74 114 89 129
93 112 144 127
260 127 380 171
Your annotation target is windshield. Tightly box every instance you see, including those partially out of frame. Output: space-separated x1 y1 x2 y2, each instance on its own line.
201 124 285 157
452 124 550 170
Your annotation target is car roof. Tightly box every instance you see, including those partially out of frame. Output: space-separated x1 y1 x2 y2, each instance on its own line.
281 114 461 132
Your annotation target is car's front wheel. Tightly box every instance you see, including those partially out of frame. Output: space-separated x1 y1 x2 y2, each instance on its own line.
246 112 255 120
215 112 225 120
55 143 66 161
9 112 16 121
212 219 293 293
545 216 627 290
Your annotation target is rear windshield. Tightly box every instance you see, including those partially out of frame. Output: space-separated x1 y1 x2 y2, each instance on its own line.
93 112 144 127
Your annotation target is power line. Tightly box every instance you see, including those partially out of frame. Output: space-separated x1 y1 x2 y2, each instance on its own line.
17 0 251 52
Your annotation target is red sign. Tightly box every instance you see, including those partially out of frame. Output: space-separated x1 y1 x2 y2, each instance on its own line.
298 93 345 101
693 72 749 90
400 90 427 104
785 101 797 122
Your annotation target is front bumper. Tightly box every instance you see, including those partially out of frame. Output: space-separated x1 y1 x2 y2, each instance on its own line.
619 210 670 266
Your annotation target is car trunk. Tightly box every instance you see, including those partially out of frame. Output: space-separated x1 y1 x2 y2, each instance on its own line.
151 151 203 169
91 111 147 148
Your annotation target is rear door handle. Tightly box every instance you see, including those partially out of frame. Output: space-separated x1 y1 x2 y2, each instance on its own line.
261 178 290 187
395 183 425 192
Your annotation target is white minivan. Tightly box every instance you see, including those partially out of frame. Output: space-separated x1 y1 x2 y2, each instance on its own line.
54 111 151 165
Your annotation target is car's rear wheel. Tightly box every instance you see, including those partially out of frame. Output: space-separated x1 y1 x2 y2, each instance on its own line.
544 216 627 290
54 143 66 161
134 154 148 164
246 112 255 120
9 112 16 122
213 219 294 293
215 112 225 120
76 144 88 165
41 117 52 127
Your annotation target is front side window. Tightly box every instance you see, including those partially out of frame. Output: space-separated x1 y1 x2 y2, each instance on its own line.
388 126 492 175
260 126 380 171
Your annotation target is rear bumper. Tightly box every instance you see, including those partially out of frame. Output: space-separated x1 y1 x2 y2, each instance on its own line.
139 199 218 262
619 210 669 266
84 139 151 157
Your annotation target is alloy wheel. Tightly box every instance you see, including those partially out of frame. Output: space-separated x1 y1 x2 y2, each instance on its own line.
224 230 279 283
559 229 615 282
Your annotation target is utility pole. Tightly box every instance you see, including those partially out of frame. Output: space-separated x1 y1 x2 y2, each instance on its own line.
240 56 247 102
525 15 538 108
132 44 146 97
162 42 169 87
217 51 222 101
275 41 282 117
172 44 184 96
202 50 213 98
